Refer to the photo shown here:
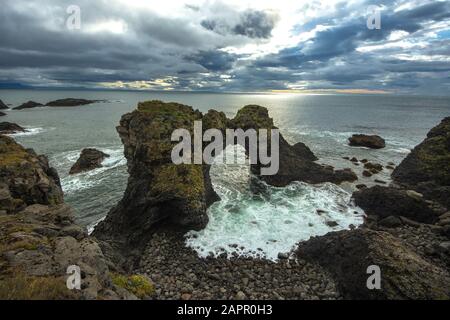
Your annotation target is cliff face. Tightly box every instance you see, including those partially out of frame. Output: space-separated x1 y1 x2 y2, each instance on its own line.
392 117 450 208
0 135 64 213
94 101 357 248
0 135 151 300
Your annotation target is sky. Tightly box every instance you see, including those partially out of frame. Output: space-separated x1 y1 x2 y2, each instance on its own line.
0 0 449 95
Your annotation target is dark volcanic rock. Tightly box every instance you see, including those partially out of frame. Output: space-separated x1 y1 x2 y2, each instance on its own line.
46 98 102 107
349 134 386 149
0 136 148 300
0 99 8 110
0 111 6 117
13 101 44 110
0 122 26 134
69 148 110 175
95 101 358 249
353 186 439 224
0 135 64 213
296 228 450 300
392 117 450 208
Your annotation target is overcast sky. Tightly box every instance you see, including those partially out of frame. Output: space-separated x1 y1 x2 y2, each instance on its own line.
0 0 449 94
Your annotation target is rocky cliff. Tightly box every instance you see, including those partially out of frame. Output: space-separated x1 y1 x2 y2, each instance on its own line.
392 117 450 208
0 135 153 300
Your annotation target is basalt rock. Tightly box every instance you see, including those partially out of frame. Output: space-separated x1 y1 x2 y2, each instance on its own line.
0 99 8 110
0 135 64 213
296 228 450 300
0 136 147 300
69 148 110 175
13 101 44 110
392 117 450 208
349 134 386 149
0 122 26 134
353 186 439 224
46 98 103 107
94 101 358 248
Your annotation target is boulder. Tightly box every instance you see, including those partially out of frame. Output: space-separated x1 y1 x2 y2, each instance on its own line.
13 101 44 110
349 134 386 149
0 122 26 134
0 99 9 110
353 186 438 224
69 148 110 175
46 98 102 107
296 228 450 299
392 117 450 209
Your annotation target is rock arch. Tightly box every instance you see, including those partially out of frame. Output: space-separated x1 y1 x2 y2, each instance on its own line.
94 101 357 246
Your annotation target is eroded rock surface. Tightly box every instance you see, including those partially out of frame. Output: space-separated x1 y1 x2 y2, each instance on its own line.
69 148 110 175
392 117 450 208
296 228 450 300
349 134 386 149
94 101 357 248
0 122 26 135
0 136 152 300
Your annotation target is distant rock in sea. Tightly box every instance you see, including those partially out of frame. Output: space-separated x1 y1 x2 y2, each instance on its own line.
0 122 26 134
0 99 9 109
348 134 386 149
69 148 110 175
0 111 6 117
13 101 44 110
46 98 103 107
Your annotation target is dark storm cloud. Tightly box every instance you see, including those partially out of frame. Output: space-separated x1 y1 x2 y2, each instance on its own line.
0 0 449 94
186 50 239 72
201 9 277 39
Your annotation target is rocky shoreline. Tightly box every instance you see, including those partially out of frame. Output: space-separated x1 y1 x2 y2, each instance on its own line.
1 101 449 300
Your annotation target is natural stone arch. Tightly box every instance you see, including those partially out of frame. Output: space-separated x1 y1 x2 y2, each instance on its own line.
94 101 357 247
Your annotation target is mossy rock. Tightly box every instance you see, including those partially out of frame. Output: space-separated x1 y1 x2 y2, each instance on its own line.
111 273 154 299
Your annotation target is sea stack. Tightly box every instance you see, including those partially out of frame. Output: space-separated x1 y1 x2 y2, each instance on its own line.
69 148 110 175
348 134 386 149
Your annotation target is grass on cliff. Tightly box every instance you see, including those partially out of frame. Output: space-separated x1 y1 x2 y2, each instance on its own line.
111 273 155 299
0 135 30 166
0 273 77 300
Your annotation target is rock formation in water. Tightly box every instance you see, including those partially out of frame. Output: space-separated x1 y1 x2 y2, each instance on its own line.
46 98 103 107
13 101 44 110
94 101 357 247
0 122 26 134
0 100 8 110
392 117 450 208
0 111 6 117
0 135 153 299
69 148 110 175
349 134 386 149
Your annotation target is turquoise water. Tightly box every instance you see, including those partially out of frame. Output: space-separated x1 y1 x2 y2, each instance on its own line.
2 90 449 259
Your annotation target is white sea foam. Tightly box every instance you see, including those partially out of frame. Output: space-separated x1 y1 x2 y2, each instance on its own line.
185 146 365 261
8 127 49 137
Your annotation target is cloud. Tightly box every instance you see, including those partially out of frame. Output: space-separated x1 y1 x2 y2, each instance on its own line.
0 0 448 94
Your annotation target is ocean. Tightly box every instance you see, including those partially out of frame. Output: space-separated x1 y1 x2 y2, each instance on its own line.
2 89 450 260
